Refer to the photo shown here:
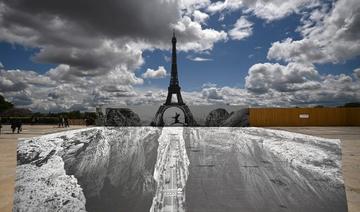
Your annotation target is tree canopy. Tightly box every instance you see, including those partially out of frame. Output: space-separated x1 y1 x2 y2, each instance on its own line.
0 95 14 113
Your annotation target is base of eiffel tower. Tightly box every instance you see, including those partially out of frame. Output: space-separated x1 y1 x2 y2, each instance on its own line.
151 104 197 126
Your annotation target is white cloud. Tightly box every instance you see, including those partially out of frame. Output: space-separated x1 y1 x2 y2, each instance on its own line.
193 10 209 23
187 56 213 61
267 0 360 64
179 0 211 13
0 69 54 92
245 62 320 94
244 62 360 105
202 86 224 100
207 0 319 21
202 82 217 88
354 68 360 79
229 16 253 40
0 64 143 112
207 0 243 14
0 0 227 89
164 55 171 63
142 66 167 79
172 16 228 51
247 0 319 21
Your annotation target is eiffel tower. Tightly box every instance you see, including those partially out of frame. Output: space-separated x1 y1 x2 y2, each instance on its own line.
151 31 197 126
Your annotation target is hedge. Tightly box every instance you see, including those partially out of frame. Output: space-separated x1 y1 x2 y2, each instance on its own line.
0 117 60 124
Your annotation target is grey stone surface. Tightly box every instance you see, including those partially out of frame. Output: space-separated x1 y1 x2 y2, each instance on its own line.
183 127 347 212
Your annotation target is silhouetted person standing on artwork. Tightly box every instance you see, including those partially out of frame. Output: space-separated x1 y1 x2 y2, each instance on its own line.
172 112 180 124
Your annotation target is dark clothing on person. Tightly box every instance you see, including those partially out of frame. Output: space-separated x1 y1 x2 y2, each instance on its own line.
11 120 22 133
58 116 64 127
64 118 69 127
31 116 37 125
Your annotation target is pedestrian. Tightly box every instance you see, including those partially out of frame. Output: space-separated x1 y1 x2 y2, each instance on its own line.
17 120 22 133
64 117 69 128
31 116 36 125
58 115 64 127
11 119 22 133
11 119 15 133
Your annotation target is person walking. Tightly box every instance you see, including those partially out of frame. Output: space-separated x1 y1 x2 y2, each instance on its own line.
64 117 69 128
58 115 64 127
11 119 22 133
31 116 37 125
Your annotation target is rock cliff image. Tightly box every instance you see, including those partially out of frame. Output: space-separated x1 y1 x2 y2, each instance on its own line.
14 127 347 212
221 109 249 127
205 108 249 127
205 108 230 126
15 127 161 212
183 127 346 212
105 108 141 126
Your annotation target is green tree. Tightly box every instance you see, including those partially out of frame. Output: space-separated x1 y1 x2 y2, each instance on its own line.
343 102 360 107
0 95 14 113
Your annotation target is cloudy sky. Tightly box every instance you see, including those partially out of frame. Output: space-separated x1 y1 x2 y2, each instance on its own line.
0 0 359 112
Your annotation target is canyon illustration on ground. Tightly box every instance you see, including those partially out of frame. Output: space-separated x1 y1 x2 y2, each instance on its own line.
14 126 347 212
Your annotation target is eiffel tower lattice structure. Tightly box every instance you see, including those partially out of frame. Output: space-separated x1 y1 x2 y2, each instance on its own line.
151 32 197 126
